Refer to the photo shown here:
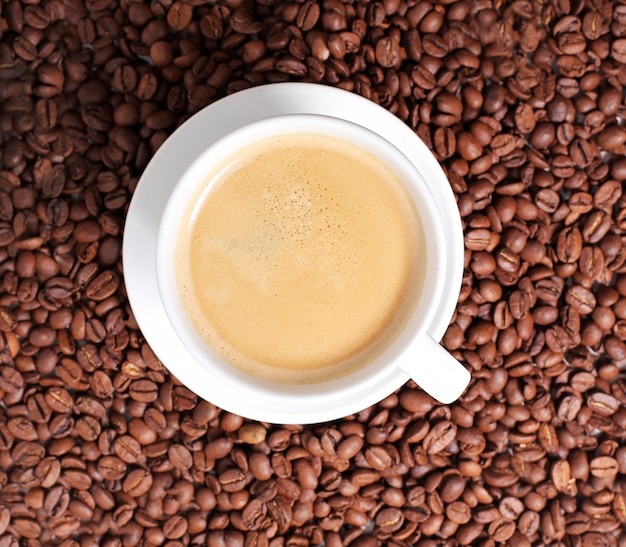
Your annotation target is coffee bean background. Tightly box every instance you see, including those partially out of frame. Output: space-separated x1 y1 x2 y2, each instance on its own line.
1 0 626 545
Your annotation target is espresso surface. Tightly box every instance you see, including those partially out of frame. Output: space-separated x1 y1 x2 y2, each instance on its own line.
177 133 423 382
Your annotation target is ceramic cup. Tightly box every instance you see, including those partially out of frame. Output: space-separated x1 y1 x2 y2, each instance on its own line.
156 114 470 419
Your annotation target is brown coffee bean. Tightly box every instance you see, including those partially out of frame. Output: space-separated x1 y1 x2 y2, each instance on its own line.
49 414 75 439
457 132 482 161
128 379 158 403
613 493 626 524
172 385 197 411
241 498 265 530
83 270 120 301
375 506 404 533
219 468 248 492
75 415 100 442
433 127 455 159
96 453 126 480
566 285 596 315
375 37 403 68
445 500 471 524
465 228 493 251
44 386 73 413
589 456 619 478
611 39 626 63
122 468 153 496
363 445 393 470
551 459 572 493
586 392 618 418
168 443 192 470
297 0 320 31
423 421 456 454
12 518 41 540
62 468 91 490
7 416 37 441
275 56 307 76
0 307 17 332
237 423 267 445
597 125 626 154
167 2 192 31
110 435 141 464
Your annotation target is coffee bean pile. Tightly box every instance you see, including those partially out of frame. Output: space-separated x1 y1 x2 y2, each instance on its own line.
1 0 626 545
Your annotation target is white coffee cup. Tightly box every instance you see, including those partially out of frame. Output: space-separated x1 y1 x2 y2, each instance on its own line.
156 114 470 419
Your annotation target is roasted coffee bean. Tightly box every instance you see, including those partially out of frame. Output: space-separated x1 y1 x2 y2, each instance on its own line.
83 270 120 300
446 500 472 524
566 285 596 314
112 435 142 464
97 455 127 480
589 456 619 478
122 468 153 497
168 443 193 470
237 423 267 445
62 469 92 490
167 3 193 32
128 379 158 402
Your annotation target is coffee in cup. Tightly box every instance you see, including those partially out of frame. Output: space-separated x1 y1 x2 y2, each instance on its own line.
174 131 425 384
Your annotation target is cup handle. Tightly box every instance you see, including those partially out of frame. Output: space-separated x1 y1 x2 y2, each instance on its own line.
398 334 471 404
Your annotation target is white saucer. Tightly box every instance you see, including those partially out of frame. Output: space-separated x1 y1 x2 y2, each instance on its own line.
123 83 463 424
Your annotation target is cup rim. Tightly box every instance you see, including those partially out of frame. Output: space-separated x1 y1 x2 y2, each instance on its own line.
156 113 448 404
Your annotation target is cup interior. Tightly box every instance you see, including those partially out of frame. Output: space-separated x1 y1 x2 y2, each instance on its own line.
156 114 448 404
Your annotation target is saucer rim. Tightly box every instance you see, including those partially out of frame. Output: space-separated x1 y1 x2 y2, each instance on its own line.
122 82 463 424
